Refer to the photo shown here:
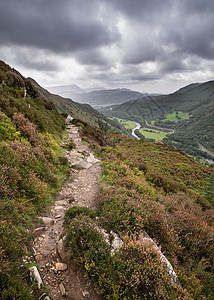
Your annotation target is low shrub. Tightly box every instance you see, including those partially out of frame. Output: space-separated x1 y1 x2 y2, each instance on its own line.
64 206 96 227
64 214 186 299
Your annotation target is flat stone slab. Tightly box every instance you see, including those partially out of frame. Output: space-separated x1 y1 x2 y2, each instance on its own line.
33 227 46 235
87 154 100 164
41 217 54 225
55 206 64 210
72 160 92 169
55 200 67 206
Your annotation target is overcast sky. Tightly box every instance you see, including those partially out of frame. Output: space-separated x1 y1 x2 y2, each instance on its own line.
1 0 214 94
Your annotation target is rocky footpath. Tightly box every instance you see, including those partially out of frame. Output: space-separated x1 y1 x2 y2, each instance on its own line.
31 124 103 299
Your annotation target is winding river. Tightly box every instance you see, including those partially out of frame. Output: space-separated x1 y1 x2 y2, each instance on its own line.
132 121 141 139
198 143 214 164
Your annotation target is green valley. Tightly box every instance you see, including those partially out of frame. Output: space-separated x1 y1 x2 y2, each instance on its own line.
99 81 214 162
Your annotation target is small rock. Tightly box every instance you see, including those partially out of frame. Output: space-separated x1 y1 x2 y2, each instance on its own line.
82 290 90 298
41 217 54 225
55 206 64 210
59 283 66 296
87 154 100 163
33 227 45 235
55 262 68 271
57 236 71 263
38 293 50 300
56 200 67 206
110 231 124 254
55 215 61 219
72 160 92 169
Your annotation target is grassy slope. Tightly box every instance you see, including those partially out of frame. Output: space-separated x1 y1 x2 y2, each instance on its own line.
0 61 69 298
63 125 214 299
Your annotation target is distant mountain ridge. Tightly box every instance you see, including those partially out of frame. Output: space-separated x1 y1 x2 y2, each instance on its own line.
29 79 129 136
47 84 106 95
47 85 145 107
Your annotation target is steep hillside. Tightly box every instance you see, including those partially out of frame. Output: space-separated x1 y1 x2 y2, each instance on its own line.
0 61 69 298
99 81 214 160
63 124 213 299
29 78 130 136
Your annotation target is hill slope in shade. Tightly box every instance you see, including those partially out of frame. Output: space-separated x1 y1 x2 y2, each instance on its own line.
29 78 129 136
0 60 69 298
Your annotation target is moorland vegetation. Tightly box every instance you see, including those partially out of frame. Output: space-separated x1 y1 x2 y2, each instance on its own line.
0 61 69 298
63 121 214 299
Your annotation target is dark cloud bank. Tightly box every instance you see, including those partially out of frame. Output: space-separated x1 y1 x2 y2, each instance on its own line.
0 0 214 92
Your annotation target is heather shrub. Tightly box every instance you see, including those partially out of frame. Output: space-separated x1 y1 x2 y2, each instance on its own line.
64 214 185 299
64 206 96 227
163 193 214 259
203 173 214 208
13 112 41 145
114 235 181 299
98 186 147 235
94 132 212 298
0 164 22 198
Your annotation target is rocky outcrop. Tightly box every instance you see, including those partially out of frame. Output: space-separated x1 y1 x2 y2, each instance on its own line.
142 231 180 287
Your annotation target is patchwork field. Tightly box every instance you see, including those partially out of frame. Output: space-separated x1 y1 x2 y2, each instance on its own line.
162 111 190 122
139 127 169 140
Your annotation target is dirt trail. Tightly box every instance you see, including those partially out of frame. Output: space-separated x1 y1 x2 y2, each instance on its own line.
33 124 103 299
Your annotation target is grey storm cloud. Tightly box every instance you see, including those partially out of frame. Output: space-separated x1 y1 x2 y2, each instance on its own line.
0 0 214 91
0 0 119 53
75 49 111 66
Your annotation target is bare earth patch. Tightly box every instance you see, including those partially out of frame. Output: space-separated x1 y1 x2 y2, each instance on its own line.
33 124 103 299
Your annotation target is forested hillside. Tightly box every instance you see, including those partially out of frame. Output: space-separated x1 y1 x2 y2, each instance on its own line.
99 81 214 160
